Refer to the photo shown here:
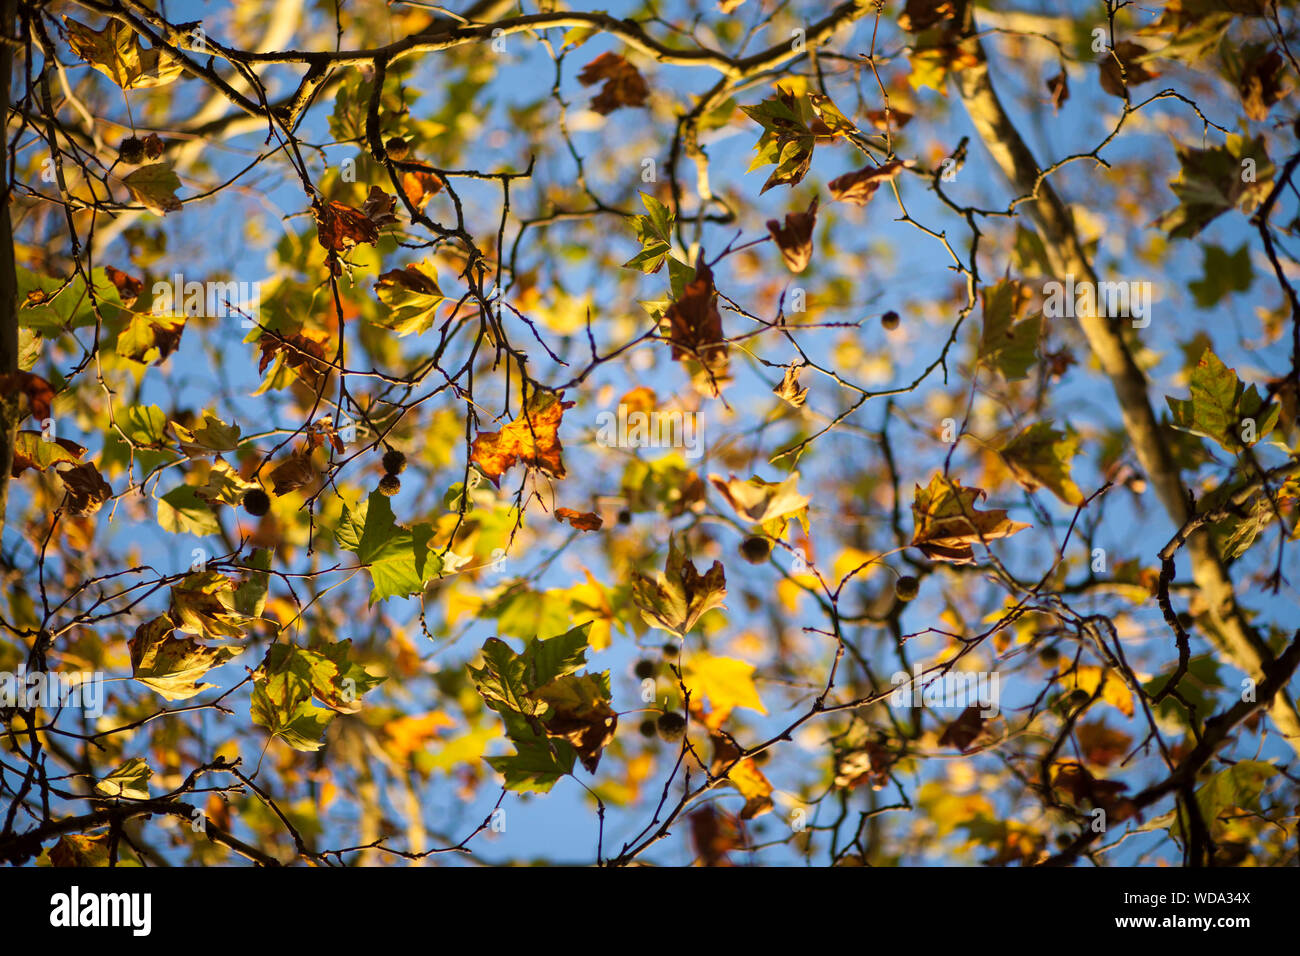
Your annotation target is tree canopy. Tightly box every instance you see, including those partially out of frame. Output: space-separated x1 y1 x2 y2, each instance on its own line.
1 0 1299 867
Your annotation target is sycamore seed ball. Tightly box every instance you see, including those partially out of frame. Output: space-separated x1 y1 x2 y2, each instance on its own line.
382 449 407 475
633 659 657 680
639 718 658 739
385 136 410 161
740 535 773 564
119 137 145 165
656 711 687 742
378 473 401 497
881 310 901 330
242 488 270 517
894 575 919 601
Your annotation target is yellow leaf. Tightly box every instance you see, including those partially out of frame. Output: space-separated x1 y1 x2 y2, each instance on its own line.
684 654 766 715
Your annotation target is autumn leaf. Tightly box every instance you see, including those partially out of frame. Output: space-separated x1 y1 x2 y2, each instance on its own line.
774 365 808 407
170 572 249 640
122 163 183 215
373 261 445 337
827 160 904 206
765 196 818 273
938 705 986 752
0 371 55 422
400 163 444 211
555 507 603 531
471 390 573 485
999 421 1084 506
577 52 649 115
269 452 317 496
116 310 184 365
49 833 111 867
709 471 809 538
741 87 854 192
94 757 153 800
1166 347 1278 451
1047 69 1069 111
684 654 767 716
1156 134 1273 239
910 473 1030 564
314 187 396 263
532 672 618 773
663 258 729 393
57 461 112 517
1098 42 1159 98
129 615 238 701
63 16 184 90
11 431 85 477
978 279 1040 381
632 536 727 636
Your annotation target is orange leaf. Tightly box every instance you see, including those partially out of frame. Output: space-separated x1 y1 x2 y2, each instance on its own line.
471 391 573 485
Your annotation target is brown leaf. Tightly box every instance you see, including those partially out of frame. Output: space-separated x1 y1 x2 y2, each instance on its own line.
471 390 573 485
11 431 86 477
690 805 740 867
765 196 818 273
910 473 1030 564
257 332 330 391
577 52 649 115
938 705 986 752
57 461 112 517
664 259 729 392
834 740 898 790
897 0 956 32
774 365 808 408
314 187 396 267
142 132 165 159
104 265 143 307
555 507 603 531
1047 69 1069 112
864 108 913 131
0 371 55 422
1076 720 1132 767
268 453 316 496
533 674 618 773
1239 48 1286 121
1052 762 1133 819
1098 42 1159 98
827 160 905 206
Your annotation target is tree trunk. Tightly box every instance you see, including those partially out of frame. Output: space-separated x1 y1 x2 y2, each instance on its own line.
0 0 21 548
951 1 1300 751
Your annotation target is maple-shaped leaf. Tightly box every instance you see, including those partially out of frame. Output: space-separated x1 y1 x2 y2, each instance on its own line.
157 484 221 536
978 279 1040 381
709 471 809 538
335 491 444 603
103 265 143 306
663 258 729 394
251 641 384 751
741 87 855 192
623 192 676 274
194 457 257 508
129 615 238 701
63 16 184 90
373 261 445 337
173 411 241 457
93 757 153 800
1166 348 1278 451
170 572 249 640
122 163 183 215
1156 134 1273 239
116 309 184 365
56 461 111 517
632 535 727 636
532 672 618 773
11 431 85 477
1237 45 1287 121
577 51 649 115
471 390 573 485
257 330 330 391
827 160 904 206
910 473 1030 564
555 507 603 531
766 196 818 273
999 421 1084 506
314 187 395 265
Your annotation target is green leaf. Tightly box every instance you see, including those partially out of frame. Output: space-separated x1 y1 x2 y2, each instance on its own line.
116 310 184 365
1156 134 1273 239
623 192 676 274
335 492 444 602
11 431 85 475
129 614 238 701
251 641 385 751
121 163 183 216
124 404 169 445
373 261 446 337
1141 760 1279 837
1165 348 1278 451
234 548 273 618
979 280 1040 381
486 733 576 792
1188 243 1253 308
632 535 727 636
158 485 222 536
999 422 1085 505
17 266 125 334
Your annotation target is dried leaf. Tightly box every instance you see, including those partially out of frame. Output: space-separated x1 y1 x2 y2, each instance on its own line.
555 507 603 531
910 473 1030 564
471 390 573 485
827 160 904 206
765 196 818 273
577 52 649 115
